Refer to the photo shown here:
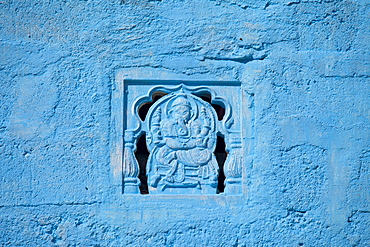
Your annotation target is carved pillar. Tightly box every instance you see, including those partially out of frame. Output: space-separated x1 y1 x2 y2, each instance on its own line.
123 130 140 194
224 134 242 194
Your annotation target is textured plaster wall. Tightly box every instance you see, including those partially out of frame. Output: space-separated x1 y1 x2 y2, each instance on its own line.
0 0 369 246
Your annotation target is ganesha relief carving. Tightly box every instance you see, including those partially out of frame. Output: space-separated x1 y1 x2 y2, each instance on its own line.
146 92 219 192
119 81 246 195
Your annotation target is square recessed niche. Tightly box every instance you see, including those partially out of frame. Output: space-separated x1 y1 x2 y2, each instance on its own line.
112 77 251 196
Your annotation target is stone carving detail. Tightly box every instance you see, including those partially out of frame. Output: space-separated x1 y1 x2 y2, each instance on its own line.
122 130 141 194
223 147 242 194
225 150 242 178
146 91 219 193
121 83 245 195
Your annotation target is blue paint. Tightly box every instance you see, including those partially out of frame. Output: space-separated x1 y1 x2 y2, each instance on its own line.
1 0 369 246
120 82 244 194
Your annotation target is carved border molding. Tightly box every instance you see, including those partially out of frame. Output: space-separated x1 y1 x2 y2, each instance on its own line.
111 77 252 196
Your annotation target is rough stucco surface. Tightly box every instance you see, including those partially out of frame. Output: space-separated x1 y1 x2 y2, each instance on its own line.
0 0 369 246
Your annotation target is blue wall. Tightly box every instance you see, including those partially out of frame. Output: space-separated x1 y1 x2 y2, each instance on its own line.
1 0 369 246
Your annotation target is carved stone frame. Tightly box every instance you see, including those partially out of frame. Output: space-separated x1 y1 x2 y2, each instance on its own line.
111 74 252 196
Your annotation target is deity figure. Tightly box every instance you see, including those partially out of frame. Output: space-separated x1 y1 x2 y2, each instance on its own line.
146 93 219 191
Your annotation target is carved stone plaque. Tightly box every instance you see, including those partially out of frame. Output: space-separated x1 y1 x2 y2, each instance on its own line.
146 91 219 193
113 78 250 195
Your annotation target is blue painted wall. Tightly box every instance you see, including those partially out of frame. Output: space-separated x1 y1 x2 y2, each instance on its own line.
1 0 369 246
